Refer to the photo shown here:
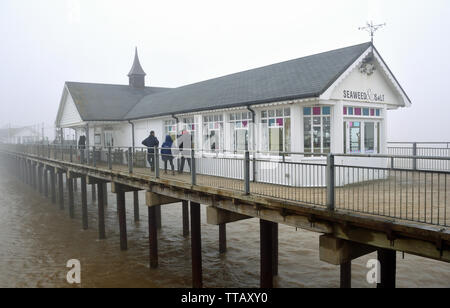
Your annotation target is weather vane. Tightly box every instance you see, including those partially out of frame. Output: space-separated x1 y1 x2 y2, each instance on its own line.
359 21 386 45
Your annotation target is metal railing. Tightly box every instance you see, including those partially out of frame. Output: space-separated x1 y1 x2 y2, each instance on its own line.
1 143 449 227
388 142 450 171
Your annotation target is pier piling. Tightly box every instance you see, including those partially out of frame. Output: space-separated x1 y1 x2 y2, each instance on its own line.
103 183 108 207
81 176 88 230
43 167 48 198
340 261 351 288
377 249 396 288
116 186 128 251
155 205 162 229
182 200 189 237
190 201 202 288
272 223 279 276
133 191 139 222
97 182 106 239
58 170 64 210
148 206 158 268
68 176 74 219
37 164 43 194
219 223 226 254
260 219 274 288
50 168 56 204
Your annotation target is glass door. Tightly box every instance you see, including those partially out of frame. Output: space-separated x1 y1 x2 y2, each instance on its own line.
344 121 380 154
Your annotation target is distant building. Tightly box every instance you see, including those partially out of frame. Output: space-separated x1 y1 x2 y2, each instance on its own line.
0 126 41 144
55 43 410 159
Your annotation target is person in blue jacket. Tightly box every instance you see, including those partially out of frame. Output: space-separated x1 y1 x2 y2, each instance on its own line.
142 131 159 171
161 135 175 175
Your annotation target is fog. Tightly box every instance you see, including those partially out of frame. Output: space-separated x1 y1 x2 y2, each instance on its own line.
0 0 449 142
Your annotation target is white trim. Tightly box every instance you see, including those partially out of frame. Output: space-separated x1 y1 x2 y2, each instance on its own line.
320 46 411 108
372 48 412 107
320 47 373 101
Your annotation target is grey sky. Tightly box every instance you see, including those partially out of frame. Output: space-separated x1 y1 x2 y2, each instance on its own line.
0 0 449 142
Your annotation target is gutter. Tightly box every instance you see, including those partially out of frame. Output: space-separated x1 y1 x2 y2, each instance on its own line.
128 120 135 151
171 114 179 137
246 105 256 182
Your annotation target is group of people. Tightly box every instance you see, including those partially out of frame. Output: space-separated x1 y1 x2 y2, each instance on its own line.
142 130 192 175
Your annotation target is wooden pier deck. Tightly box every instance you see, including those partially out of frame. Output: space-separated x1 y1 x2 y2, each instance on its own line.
1 148 450 288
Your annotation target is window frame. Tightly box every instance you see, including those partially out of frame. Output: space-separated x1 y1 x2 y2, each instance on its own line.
202 114 224 151
303 106 331 154
260 107 291 154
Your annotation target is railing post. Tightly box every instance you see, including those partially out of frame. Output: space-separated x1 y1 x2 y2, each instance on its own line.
191 149 196 185
326 153 335 211
412 142 417 171
391 156 394 169
93 146 97 167
53 145 57 159
244 150 250 194
108 147 112 170
48 144 50 159
70 146 73 163
154 146 159 178
128 147 133 173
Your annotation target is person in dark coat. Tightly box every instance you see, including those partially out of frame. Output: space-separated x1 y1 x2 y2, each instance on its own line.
78 135 86 162
142 131 159 171
78 135 86 150
161 135 175 175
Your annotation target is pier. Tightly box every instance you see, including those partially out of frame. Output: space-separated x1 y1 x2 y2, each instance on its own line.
1 143 449 288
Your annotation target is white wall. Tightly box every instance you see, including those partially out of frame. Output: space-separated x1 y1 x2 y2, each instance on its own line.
59 91 83 127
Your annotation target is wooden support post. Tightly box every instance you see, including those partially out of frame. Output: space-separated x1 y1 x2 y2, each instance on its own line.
148 206 158 268
103 183 108 207
68 177 74 219
50 168 56 204
58 171 64 210
37 165 43 194
133 191 139 222
31 163 36 190
377 249 396 288
190 202 202 288
24 161 28 185
260 219 274 288
340 261 351 288
219 223 226 254
91 184 96 203
155 204 162 229
81 176 88 230
117 187 127 251
28 161 33 187
97 182 106 240
182 200 189 237
272 222 279 276
43 168 48 198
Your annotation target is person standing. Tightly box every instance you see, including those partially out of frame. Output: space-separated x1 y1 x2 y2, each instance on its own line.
78 135 86 162
161 135 175 175
177 129 192 173
142 131 159 172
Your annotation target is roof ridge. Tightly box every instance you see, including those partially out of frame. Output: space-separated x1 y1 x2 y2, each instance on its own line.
165 42 372 90
65 81 171 90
